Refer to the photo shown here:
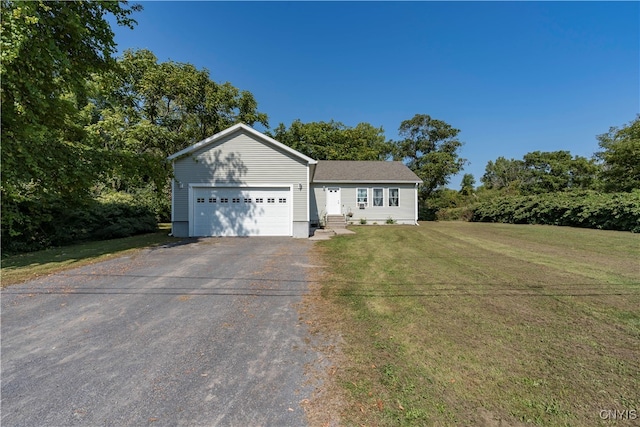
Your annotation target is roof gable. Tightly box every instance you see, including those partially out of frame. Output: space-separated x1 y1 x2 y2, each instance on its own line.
167 123 317 164
312 160 422 183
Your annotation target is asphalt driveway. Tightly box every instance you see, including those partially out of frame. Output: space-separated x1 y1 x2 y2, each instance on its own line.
2 237 322 426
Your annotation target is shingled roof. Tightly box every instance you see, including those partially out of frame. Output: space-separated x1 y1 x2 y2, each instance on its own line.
312 160 422 183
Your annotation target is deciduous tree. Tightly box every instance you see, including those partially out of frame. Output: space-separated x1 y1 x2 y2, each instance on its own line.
595 116 640 192
88 49 269 160
481 157 526 193
83 48 269 195
269 119 392 160
1 0 141 245
481 152 598 195
522 151 598 194
393 114 466 197
460 173 476 196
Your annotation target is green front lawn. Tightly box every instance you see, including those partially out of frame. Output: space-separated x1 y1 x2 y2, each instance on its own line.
1 224 181 287
308 222 640 426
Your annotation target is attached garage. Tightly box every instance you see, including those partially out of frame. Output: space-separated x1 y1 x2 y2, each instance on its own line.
169 124 316 238
169 124 421 238
191 186 292 236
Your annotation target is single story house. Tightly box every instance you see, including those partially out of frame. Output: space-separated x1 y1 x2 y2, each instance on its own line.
167 123 422 238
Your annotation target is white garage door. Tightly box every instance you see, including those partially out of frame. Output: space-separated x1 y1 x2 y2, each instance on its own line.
192 187 291 236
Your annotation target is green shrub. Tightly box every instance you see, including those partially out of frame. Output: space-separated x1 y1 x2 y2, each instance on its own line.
471 190 640 232
90 192 158 239
2 191 158 254
131 184 171 222
436 206 476 222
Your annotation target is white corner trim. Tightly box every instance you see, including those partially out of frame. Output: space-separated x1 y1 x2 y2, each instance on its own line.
171 178 175 222
306 167 310 222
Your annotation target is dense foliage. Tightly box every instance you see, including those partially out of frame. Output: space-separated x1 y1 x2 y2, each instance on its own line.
436 117 640 230
269 119 392 160
4 192 158 253
89 48 269 164
393 114 466 198
595 117 640 192
481 151 599 194
1 2 268 253
1 1 142 252
470 191 640 232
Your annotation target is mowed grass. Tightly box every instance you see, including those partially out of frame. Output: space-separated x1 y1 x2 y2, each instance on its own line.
1 224 181 287
312 222 639 426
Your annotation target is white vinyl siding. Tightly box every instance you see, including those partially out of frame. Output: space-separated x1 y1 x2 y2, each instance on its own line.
315 184 416 224
172 129 308 223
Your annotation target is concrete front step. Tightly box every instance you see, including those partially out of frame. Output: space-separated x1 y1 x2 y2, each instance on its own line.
325 215 347 229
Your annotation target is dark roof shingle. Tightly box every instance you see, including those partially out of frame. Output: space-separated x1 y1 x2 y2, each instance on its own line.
312 160 422 183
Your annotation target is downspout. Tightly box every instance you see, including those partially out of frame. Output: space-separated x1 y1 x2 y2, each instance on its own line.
415 182 419 225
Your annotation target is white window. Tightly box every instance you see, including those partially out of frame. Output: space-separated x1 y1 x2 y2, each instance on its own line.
389 188 399 207
196 197 205 203
232 198 241 203
267 198 275 203
209 197 216 203
373 188 383 207
220 198 229 203
279 198 287 203
357 188 368 208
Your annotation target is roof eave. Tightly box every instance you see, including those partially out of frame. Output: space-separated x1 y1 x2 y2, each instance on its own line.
167 123 317 164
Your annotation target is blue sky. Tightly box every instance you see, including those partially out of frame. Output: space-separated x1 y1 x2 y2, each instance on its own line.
111 1 639 189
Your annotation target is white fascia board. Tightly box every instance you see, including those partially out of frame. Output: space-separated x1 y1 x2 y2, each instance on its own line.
313 180 423 184
167 123 318 165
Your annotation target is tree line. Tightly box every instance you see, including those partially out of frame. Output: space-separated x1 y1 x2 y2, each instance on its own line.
480 119 639 195
1 2 269 252
429 117 639 230
1 1 637 252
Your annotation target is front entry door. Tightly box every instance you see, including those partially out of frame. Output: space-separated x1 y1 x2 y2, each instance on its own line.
326 187 341 215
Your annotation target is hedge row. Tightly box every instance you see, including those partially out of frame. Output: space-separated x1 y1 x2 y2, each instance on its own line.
2 192 158 254
470 191 640 232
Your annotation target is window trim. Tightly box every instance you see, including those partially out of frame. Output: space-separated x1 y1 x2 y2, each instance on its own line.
356 188 368 207
372 188 384 207
388 188 399 207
